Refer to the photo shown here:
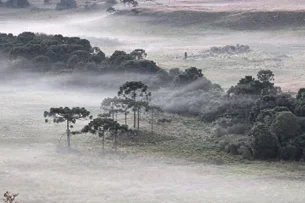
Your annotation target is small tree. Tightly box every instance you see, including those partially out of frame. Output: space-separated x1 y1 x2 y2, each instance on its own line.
257 69 274 83
130 49 147 60
118 81 151 130
82 117 128 151
5 0 29 8
56 0 77 10
120 0 138 7
101 97 130 121
146 104 162 135
250 122 280 160
44 107 91 147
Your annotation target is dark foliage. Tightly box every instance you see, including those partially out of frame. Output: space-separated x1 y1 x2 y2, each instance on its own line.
5 0 29 8
173 67 203 86
228 69 281 96
0 32 166 75
250 123 280 160
56 0 77 10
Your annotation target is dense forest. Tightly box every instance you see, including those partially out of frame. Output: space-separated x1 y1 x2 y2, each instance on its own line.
2 32 305 162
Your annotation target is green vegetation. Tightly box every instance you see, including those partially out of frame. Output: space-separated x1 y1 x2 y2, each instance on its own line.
4 0 29 8
0 32 160 74
44 107 91 147
56 0 77 10
1 31 302 162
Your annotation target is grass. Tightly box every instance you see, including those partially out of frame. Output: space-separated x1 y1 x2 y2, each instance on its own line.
109 113 305 176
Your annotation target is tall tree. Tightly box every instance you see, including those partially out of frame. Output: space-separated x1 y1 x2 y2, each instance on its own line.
118 81 151 130
82 117 128 151
146 105 163 136
44 107 91 147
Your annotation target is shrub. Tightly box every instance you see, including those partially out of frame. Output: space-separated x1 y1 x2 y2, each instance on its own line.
250 123 280 160
173 67 203 86
56 0 77 10
5 0 29 8
270 111 298 143
280 143 298 161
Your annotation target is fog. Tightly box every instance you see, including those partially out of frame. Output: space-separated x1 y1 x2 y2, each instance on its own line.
1 0 305 202
1 77 305 203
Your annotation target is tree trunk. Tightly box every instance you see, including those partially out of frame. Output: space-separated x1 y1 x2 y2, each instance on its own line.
99 128 105 152
102 132 105 152
125 112 127 125
133 109 136 129
66 120 70 147
151 109 154 135
114 131 117 152
137 107 140 130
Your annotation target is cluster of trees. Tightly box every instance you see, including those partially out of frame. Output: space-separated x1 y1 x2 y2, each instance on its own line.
208 44 250 55
0 32 162 74
203 70 305 161
0 32 210 89
44 81 161 150
8 32 304 161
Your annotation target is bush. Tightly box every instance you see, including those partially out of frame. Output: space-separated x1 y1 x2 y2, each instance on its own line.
270 111 298 143
56 0 77 10
250 123 280 160
280 143 298 161
119 59 160 74
173 67 203 86
5 0 29 8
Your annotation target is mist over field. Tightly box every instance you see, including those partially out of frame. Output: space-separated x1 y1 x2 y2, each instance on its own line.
1 0 305 202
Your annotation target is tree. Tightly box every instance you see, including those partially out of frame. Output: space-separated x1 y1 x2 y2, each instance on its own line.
44 107 91 147
130 49 147 60
120 0 138 7
297 88 305 100
250 122 280 160
56 0 77 10
257 69 274 83
146 104 162 136
174 67 203 85
106 6 116 13
118 81 151 130
5 0 29 8
82 117 128 151
270 111 299 143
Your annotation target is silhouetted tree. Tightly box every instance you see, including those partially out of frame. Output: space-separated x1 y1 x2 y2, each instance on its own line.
5 0 29 8
174 67 203 85
118 81 151 130
82 117 128 151
56 0 77 10
130 49 147 60
44 107 91 147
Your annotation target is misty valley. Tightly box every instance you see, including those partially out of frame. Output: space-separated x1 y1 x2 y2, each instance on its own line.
1 0 305 203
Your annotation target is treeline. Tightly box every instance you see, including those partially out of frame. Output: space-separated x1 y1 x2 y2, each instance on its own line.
0 32 160 74
0 0 29 8
0 32 208 88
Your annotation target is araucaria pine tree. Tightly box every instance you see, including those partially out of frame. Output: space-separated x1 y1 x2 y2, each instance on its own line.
44 107 91 147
